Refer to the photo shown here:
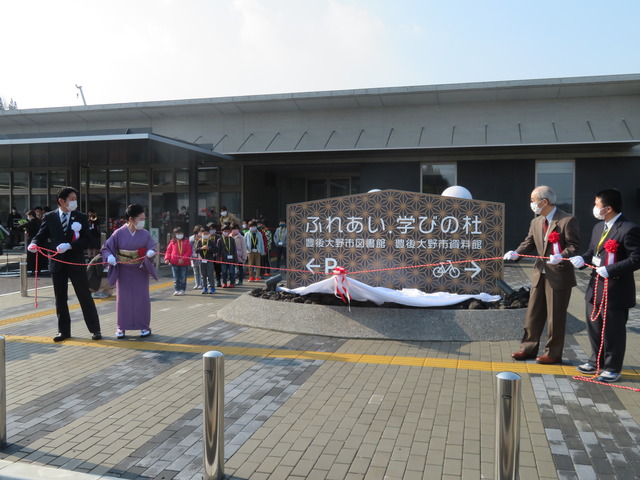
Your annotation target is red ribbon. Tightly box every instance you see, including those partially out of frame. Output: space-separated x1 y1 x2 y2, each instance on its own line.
547 231 562 255
604 239 618 265
333 267 351 307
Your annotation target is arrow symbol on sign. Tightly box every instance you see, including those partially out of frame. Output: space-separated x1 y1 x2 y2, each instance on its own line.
464 261 481 278
306 259 321 272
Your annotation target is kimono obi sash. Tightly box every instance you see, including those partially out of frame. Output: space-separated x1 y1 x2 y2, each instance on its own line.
117 249 144 265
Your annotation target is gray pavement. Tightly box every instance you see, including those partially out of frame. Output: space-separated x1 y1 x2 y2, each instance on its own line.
0 262 639 479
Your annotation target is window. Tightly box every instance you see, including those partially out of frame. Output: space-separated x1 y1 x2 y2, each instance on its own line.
536 161 574 214
153 169 173 187
0 172 10 190
32 172 48 189
130 170 149 188
109 170 126 189
421 163 456 195
306 177 355 201
198 167 218 187
176 168 189 187
50 171 68 189
13 172 28 190
90 170 107 189
220 166 240 186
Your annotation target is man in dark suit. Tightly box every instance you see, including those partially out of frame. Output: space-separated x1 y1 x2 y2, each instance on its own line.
29 187 102 342
570 189 640 382
504 185 580 364
22 210 42 274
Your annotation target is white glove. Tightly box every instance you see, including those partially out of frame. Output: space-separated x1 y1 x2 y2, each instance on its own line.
27 243 38 253
107 254 117 266
596 266 609 278
146 249 155 258
56 243 71 253
569 256 585 268
547 254 563 265
503 251 519 261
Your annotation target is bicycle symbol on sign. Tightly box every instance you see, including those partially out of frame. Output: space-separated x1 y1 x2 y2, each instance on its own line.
433 261 461 279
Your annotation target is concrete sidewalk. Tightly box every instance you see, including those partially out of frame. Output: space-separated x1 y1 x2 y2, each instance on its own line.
0 263 639 479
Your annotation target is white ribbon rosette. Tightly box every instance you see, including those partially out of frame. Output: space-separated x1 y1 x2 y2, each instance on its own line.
71 221 82 242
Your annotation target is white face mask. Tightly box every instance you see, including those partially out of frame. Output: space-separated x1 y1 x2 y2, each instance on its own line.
530 201 542 215
593 206 606 220
176 234 184 240
222 231 229 237
135 220 145 230
202 234 210 240
67 200 78 211
221 211 227 216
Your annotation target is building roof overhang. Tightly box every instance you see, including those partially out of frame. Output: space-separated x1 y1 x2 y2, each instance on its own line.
0 131 233 161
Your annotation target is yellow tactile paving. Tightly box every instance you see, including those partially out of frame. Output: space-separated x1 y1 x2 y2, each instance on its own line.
0 281 174 327
5 334 639 380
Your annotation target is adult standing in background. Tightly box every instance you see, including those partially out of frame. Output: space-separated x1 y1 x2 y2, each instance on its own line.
219 206 240 227
22 210 42 275
29 187 102 342
102 204 157 339
274 219 287 270
7 206 22 248
504 185 580 365
87 209 101 259
231 224 247 285
570 189 640 382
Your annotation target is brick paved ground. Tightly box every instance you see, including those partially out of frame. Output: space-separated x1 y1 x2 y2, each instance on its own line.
0 261 638 479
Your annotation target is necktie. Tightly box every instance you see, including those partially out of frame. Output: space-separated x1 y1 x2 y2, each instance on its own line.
597 224 609 251
61 212 68 231
543 218 549 236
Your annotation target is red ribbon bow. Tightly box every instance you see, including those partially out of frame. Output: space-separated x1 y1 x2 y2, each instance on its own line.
137 248 147 258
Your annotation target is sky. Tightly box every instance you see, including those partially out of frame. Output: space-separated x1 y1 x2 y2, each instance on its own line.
2 0 640 110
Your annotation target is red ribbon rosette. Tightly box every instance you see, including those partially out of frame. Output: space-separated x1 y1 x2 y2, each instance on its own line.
137 248 147 258
547 231 562 255
604 239 619 265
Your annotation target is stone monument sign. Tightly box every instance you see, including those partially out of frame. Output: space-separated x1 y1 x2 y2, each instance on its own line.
286 189 504 294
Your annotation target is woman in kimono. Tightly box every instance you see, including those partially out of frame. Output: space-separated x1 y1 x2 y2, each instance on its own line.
103 204 158 338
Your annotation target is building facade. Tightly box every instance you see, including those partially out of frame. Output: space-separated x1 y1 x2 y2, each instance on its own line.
1 74 639 248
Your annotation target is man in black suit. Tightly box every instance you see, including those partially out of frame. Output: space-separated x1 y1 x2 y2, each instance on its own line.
570 189 640 382
29 187 102 342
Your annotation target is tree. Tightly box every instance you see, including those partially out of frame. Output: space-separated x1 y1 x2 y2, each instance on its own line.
0 96 18 110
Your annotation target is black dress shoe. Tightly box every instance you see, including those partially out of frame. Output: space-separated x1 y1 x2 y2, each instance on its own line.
92 333 102 341
53 334 70 342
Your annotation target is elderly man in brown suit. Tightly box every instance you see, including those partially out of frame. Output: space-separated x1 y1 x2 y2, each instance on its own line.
504 185 580 364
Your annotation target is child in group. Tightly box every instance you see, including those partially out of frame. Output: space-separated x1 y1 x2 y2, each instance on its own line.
245 221 265 282
189 225 203 290
231 224 247 285
164 227 192 296
217 224 238 288
196 227 218 294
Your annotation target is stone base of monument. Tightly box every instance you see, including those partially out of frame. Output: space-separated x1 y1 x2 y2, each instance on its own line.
217 294 585 342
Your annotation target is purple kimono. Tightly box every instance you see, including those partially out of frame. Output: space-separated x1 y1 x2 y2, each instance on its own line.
102 225 158 330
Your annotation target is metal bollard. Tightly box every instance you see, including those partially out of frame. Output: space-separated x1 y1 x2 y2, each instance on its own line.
0 336 6 448
20 255 28 297
203 351 224 480
495 372 521 480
